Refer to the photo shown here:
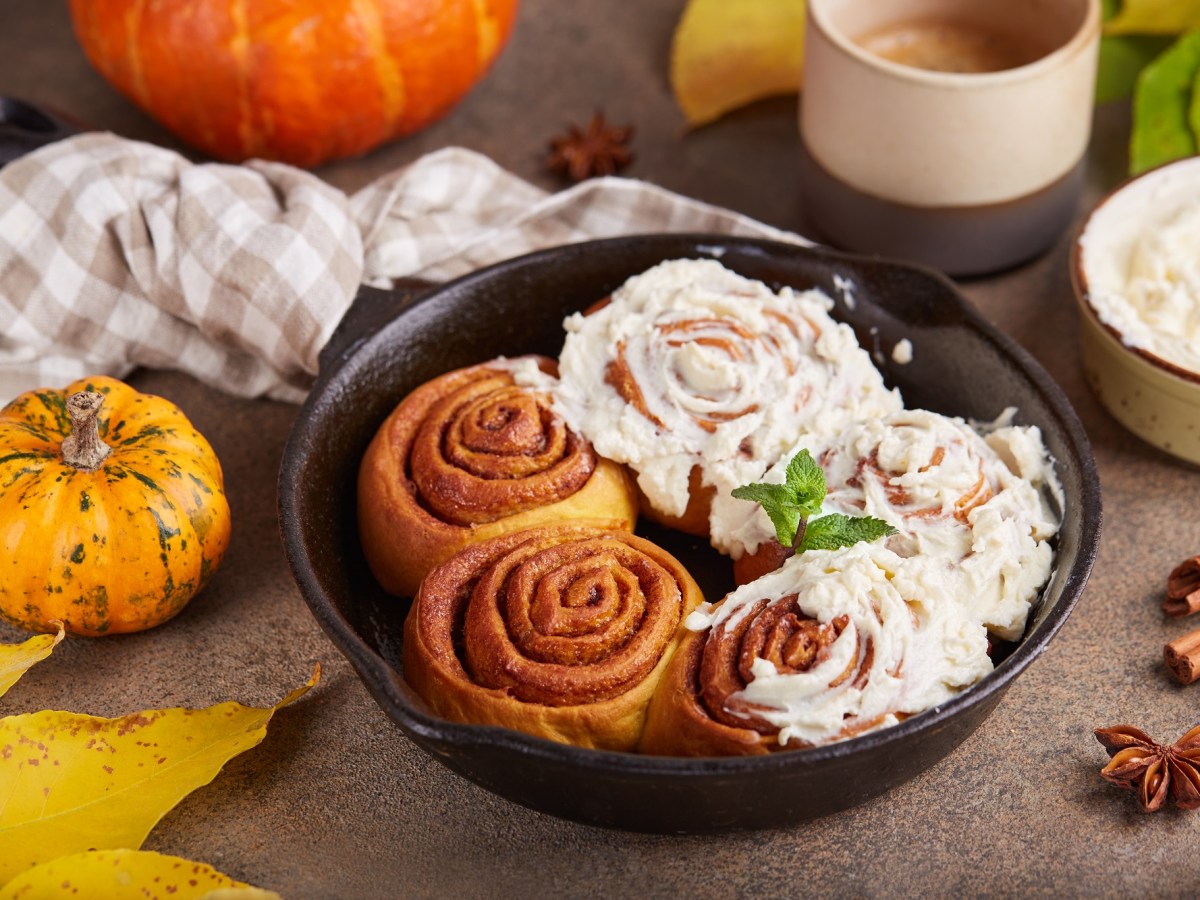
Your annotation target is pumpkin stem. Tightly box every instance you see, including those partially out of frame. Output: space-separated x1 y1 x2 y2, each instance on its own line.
61 391 112 471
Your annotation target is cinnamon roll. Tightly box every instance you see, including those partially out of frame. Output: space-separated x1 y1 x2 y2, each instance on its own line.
723 409 1060 640
403 522 706 750
641 542 992 755
552 259 901 545
357 356 638 597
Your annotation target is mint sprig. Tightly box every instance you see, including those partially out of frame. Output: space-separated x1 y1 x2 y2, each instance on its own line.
731 449 898 553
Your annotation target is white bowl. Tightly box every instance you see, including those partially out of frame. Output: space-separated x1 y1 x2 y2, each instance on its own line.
1071 157 1200 465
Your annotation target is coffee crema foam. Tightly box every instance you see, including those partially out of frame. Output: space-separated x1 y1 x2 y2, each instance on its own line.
855 18 1053 74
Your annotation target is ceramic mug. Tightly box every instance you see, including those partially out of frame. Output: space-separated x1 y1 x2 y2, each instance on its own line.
798 0 1101 276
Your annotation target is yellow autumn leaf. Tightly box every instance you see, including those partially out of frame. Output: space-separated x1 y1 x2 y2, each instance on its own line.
0 848 280 899
0 624 64 699
1105 0 1200 35
0 666 320 882
670 0 807 127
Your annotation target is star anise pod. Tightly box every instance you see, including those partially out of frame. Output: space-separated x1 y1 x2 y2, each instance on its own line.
546 111 634 183
1094 724 1200 812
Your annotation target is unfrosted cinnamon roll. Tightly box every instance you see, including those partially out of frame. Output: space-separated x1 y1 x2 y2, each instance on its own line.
357 356 638 597
552 259 901 546
723 409 1060 641
403 522 706 750
641 542 992 755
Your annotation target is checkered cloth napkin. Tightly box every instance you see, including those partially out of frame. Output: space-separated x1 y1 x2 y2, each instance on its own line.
0 132 803 404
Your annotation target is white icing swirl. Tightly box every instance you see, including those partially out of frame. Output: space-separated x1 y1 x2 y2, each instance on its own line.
718 408 1059 641
686 541 992 747
552 259 902 531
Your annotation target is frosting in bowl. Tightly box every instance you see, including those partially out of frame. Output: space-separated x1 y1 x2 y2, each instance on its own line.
1079 159 1200 374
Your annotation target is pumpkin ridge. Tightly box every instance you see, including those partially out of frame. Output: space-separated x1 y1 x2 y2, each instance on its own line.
228 0 256 159
471 0 501 68
123 0 153 111
3 422 61 444
148 506 183 553
32 391 72 436
117 424 169 446
186 472 215 496
125 469 164 494
2 463 44 491
357 0 407 139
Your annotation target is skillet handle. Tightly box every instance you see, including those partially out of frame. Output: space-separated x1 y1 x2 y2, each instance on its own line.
319 279 435 377
0 98 83 169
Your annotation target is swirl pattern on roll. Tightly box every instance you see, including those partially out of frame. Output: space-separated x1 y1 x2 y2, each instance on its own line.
641 542 992 755
409 360 594 525
404 523 706 750
720 409 1060 640
357 356 637 597
553 259 902 545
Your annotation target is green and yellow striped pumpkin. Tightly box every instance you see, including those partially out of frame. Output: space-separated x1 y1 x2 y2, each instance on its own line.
0 376 231 636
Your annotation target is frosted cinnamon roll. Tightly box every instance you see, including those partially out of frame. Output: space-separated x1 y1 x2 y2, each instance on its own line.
358 356 638 597
641 542 991 755
403 523 706 750
723 409 1060 640
550 258 901 544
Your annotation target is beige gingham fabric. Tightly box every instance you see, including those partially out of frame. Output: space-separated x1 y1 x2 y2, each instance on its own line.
0 133 804 404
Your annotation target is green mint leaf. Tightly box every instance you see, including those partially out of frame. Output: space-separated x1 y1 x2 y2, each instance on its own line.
763 503 803 549
783 449 826 518
798 514 898 553
730 481 802 546
728 482 780 506
733 450 897 553
732 449 827 547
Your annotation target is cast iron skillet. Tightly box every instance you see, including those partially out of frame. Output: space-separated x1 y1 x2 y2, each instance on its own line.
0 97 83 168
278 235 1102 833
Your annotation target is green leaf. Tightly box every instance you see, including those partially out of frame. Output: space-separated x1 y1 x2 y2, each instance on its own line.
1105 1 1200 35
782 449 826 518
1130 32 1200 174
730 481 802 546
1101 0 1119 21
732 449 896 552
731 448 827 547
1097 34 1175 103
798 514 898 553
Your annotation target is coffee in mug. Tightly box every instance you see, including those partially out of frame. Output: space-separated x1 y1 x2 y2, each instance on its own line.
798 0 1101 276
855 18 1054 74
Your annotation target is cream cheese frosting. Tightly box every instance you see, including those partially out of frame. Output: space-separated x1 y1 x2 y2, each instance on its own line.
1080 170 1200 373
718 408 1060 641
685 541 993 747
551 258 902 532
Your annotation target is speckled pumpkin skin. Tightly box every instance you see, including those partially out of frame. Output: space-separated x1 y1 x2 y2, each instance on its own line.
0 376 232 636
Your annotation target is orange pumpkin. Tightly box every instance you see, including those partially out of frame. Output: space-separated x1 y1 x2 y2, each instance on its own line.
68 0 520 167
0 377 232 637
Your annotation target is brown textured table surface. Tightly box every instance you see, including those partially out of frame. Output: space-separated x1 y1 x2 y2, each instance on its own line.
2 2 1199 897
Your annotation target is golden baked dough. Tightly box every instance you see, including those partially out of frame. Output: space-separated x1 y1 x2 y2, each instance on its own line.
403 522 706 751
357 356 638 597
